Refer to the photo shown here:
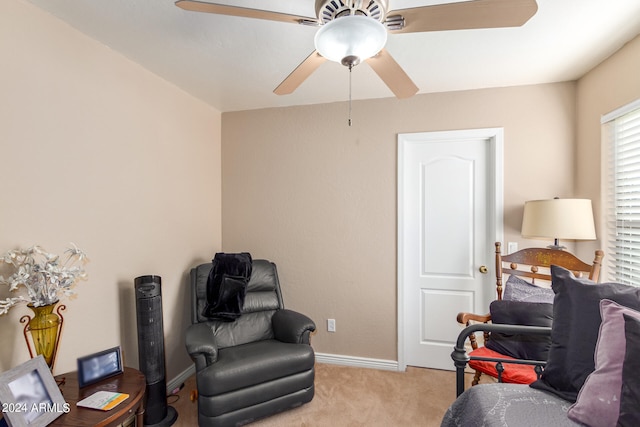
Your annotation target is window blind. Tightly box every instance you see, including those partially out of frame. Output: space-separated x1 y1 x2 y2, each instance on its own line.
604 103 640 285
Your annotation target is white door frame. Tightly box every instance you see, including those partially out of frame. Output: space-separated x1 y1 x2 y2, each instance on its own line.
397 128 504 371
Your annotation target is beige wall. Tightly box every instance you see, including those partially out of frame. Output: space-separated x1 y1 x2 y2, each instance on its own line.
222 83 576 361
0 0 222 379
5 0 637 374
575 34 640 269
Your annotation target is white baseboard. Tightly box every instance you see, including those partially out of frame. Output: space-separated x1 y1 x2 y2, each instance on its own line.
167 364 195 395
315 352 400 371
166 353 399 394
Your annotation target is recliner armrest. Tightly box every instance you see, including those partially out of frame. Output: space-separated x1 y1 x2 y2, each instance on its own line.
185 322 219 371
272 309 316 344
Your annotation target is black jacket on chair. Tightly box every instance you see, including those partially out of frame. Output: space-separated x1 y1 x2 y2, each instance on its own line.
202 252 252 321
186 259 316 427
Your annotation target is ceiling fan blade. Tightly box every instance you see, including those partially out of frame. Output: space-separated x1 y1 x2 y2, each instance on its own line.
387 0 538 34
175 0 317 25
366 49 418 99
274 51 327 95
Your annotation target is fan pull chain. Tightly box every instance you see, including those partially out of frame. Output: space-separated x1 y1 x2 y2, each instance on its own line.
348 63 353 127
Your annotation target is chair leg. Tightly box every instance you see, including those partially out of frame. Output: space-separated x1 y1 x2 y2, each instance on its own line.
472 370 482 386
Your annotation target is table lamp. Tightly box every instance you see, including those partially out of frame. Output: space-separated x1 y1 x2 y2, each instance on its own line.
521 198 596 250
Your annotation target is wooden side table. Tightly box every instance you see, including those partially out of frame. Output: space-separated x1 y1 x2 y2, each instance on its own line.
51 367 145 427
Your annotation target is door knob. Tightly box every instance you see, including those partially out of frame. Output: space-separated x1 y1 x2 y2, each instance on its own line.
479 266 488 274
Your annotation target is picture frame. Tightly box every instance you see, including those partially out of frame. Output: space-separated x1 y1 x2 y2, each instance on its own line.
0 355 68 427
77 346 124 388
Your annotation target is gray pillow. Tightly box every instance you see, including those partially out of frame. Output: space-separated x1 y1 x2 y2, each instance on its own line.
503 274 554 304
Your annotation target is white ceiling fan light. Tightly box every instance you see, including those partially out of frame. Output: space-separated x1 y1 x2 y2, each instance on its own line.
175 0 539 98
314 15 388 67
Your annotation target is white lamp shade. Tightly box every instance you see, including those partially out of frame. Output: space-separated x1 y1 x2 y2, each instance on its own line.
314 15 387 64
521 199 596 240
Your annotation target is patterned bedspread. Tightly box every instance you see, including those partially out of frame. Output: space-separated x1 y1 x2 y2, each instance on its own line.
441 383 585 427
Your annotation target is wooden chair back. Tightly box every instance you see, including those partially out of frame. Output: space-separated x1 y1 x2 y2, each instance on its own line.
495 242 604 300
457 242 604 387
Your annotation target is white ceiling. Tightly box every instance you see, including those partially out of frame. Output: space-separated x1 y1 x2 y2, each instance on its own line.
26 0 640 112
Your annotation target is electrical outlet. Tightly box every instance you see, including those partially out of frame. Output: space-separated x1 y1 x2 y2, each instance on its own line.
508 242 518 254
327 319 336 332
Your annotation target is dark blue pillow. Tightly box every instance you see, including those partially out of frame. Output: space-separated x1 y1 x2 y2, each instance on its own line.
485 300 553 360
530 266 640 403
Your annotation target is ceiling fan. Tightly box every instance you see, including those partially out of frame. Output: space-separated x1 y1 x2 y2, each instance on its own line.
175 0 538 99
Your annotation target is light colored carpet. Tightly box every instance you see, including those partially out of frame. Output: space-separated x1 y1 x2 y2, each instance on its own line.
169 363 487 426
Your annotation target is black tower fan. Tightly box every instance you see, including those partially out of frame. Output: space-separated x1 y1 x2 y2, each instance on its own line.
135 275 178 427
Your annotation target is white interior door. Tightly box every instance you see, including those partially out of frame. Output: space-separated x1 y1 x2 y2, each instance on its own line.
398 129 503 371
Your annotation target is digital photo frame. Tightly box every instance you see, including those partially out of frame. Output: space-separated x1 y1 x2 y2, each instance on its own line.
77 346 124 388
0 355 68 427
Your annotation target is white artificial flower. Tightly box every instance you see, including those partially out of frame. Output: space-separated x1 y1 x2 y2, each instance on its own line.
0 244 88 314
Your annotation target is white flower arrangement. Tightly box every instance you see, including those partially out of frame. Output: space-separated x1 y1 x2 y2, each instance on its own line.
0 244 89 315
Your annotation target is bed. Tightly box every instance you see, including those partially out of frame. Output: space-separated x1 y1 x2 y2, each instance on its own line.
443 321 582 427
442 265 640 427
441 382 582 427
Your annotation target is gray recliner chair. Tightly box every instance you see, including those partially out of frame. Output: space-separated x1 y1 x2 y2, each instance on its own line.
186 259 316 426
